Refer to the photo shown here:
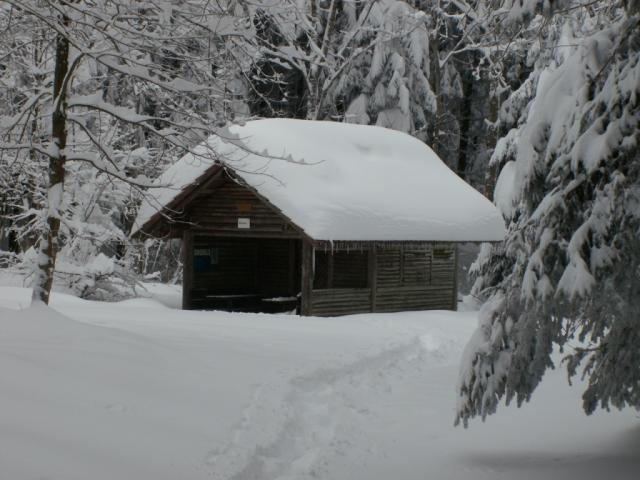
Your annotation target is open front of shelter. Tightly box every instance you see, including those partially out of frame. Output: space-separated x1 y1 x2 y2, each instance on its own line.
133 119 505 316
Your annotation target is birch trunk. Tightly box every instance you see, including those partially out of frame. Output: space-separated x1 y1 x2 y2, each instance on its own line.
31 14 70 304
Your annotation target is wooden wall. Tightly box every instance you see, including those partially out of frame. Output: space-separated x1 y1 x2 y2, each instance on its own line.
187 175 297 237
308 243 457 316
374 244 457 313
309 288 372 316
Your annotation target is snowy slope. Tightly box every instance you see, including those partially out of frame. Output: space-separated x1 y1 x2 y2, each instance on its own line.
133 119 505 242
0 287 638 480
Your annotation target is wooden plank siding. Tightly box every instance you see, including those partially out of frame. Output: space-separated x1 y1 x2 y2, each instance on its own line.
187 176 296 236
310 288 372 316
301 241 313 315
308 244 458 316
374 286 455 312
374 244 457 312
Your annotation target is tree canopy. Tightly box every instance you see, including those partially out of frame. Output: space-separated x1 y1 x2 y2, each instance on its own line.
456 0 640 426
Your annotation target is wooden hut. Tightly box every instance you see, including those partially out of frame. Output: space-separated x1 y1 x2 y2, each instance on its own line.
133 119 504 316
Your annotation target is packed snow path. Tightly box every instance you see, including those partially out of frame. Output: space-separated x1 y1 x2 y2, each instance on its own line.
0 286 638 480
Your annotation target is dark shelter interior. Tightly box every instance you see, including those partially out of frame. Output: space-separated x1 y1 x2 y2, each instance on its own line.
189 237 300 312
187 236 374 313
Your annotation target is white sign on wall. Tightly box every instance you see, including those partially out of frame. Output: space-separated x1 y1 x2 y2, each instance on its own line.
237 217 250 229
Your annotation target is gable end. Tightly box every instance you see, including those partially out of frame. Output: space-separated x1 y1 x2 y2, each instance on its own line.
184 173 303 238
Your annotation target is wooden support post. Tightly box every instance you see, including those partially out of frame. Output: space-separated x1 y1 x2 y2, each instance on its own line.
182 230 194 310
288 239 296 295
428 244 433 286
300 240 313 316
452 244 459 311
369 245 377 312
399 245 405 285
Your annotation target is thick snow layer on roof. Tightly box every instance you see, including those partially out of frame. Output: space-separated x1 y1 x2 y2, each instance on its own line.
133 119 505 242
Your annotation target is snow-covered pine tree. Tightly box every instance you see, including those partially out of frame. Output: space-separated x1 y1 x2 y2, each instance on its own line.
423 0 539 184
456 0 640 426
233 1 435 126
0 8 50 258
0 0 231 303
339 0 437 141
230 0 361 121
338 0 534 184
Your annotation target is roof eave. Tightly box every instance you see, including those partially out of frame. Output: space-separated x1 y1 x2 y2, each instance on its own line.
311 238 504 248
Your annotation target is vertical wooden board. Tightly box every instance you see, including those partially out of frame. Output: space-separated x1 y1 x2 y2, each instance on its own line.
399 245 405 285
370 245 377 312
428 243 433 285
182 230 194 310
288 239 296 295
452 244 459 311
300 241 313 315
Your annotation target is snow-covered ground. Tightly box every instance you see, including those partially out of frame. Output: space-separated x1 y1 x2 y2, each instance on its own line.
0 285 638 480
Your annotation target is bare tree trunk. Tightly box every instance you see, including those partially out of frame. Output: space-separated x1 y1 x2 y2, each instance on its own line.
429 34 441 150
309 0 338 120
456 68 474 181
483 94 500 200
32 14 70 304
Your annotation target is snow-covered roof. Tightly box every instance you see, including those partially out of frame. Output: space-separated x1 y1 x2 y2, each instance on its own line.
133 119 505 242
